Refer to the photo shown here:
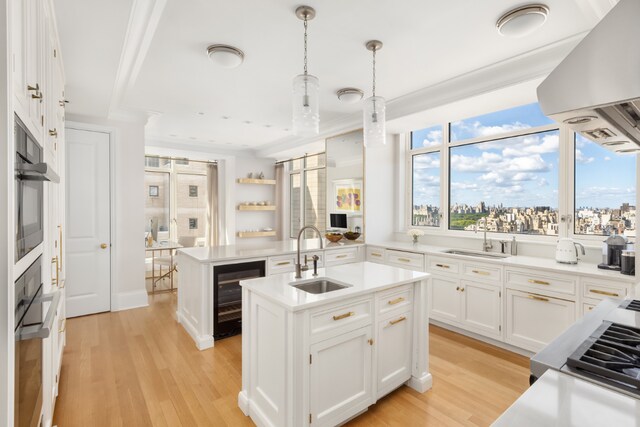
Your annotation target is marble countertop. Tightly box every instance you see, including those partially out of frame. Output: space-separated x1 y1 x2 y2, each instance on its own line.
492 369 640 426
239 261 429 311
370 241 638 283
178 238 364 263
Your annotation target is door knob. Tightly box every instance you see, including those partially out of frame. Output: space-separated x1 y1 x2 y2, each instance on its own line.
100 243 108 249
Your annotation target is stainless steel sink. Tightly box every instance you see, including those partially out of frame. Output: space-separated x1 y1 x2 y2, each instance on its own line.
292 280 349 294
443 249 510 259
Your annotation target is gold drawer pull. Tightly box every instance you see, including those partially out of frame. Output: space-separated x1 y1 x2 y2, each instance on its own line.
397 258 411 263
336 254 348 259
435 263 450 269
370 253 382 257
588 306 594 311
276 261 290 266
388 297 405 305
58 318 66 333
333 311 355 321
472 270 490 276
528 295 549 302
456 286 460 291
589 289 620 297
389 316 406 326
528 279 550 286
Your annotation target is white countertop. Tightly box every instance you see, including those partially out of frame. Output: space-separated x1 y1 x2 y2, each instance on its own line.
371 240 638 283
492 369 640 427
178 238 364 263
239 261 429 311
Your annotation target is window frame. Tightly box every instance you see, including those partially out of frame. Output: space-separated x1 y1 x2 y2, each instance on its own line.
286 153 327 239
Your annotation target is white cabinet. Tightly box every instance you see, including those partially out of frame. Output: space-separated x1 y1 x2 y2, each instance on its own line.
385 249 425 271
460 280 501 339
429 275 461 323
325 247 359 266
365 246 385 263
309 326 373 426
376 311 412 399
505 289 575 353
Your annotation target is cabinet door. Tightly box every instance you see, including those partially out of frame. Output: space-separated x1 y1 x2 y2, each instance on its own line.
376 311 412 399
26 0 44 138
309 326 373 427
12 0 30 116
428 276 461 324
505 289 575 353
460 281 501 339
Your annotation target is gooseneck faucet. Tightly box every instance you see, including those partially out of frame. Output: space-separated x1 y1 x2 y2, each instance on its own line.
296 225 324 278
475 217 493 252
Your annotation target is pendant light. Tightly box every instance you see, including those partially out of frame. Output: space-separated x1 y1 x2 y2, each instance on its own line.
292 6 319 137
363 40 385 147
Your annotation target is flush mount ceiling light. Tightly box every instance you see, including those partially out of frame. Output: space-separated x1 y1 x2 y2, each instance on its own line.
564 115 597 125
363 40 385 147
206 44 244 68
496 4 549 38
292 5 320 137
337 88 364 104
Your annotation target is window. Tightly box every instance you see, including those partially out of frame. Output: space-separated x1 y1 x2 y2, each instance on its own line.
411 152 440 226
574 135 636 237
449 130 560 235
189 185 198 197
287 153 326 238
189 218 198 230
149 185 159 197
290 173 301 237
411 125 443 149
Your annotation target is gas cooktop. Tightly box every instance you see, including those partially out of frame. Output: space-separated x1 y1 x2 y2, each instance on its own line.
620 300 640 313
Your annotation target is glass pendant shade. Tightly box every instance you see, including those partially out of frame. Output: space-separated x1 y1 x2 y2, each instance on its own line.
363 96 386 147
292 74 320 136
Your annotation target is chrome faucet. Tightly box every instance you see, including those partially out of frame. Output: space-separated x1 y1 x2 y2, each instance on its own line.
475 217 493 252
296 225 324 279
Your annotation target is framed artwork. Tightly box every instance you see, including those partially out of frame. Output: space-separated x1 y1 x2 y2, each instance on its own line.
333 179 363 212
149 185 159 197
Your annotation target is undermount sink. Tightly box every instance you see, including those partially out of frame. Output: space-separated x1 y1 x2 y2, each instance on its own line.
292 279 349 294
444 249 510 259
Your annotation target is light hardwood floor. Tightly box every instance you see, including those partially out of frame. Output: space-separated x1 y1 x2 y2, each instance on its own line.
53 292 529 427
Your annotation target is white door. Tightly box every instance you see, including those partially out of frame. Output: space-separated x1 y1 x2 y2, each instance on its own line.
429 275 461 324
460 280 502 339
65 128 110 317
376 311 412 398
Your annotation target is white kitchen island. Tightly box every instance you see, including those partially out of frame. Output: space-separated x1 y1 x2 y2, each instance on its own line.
237 261 431 427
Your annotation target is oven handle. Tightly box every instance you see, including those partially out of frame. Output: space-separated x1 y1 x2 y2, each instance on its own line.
17 291 61 341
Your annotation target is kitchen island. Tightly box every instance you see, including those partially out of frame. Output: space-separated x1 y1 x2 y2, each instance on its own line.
237 261 431 427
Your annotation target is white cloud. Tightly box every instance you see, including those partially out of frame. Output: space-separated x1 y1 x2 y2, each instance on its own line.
604 156 611 161
576 149 595 164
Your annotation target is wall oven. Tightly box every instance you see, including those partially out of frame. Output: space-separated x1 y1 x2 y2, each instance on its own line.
15 115 58 262
14 257 60 427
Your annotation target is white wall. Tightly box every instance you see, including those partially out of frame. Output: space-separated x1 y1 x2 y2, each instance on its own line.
67 115 148 311
364 134 397 242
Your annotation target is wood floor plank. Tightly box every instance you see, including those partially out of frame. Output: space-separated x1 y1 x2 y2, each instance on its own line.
53 292 529 427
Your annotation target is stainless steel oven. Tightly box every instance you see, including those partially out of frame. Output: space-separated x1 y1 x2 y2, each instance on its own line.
15 115 58 262
14 257 60 427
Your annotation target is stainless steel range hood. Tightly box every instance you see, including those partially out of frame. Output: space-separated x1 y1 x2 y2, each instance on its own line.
537 0 640 154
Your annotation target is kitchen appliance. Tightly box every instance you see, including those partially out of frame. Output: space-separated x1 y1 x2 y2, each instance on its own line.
555 238 585 264
621 250 635 276
15 115 58 262
537 0 640 154
598 234 629 271
213 260 265 340
14 257 59 427
330 213 348 230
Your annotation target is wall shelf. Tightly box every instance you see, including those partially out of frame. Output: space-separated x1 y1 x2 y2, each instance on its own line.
238 205 276 211
237 178 276 185
237 231 277 238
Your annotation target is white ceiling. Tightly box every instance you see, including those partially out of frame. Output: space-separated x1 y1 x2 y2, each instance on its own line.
54 0 616 155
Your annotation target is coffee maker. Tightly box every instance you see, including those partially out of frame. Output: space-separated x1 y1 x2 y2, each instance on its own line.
598 234 629 271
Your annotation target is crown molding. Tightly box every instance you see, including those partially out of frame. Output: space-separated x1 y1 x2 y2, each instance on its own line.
145 136 255 158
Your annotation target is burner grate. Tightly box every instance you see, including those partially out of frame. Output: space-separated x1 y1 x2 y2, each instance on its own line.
621 300 640 313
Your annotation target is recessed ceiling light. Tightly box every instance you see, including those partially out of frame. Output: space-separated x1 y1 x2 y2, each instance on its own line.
208 139 215 142
242 144 250 147
284 128 290 132
496 4 549 38
197 112 205 116
189 136 197 140
206 44 245 68
336 88 364 104
264 124 272 128
169 134 177 137
602 141 626 146
221 116 231 120
243 120 252 124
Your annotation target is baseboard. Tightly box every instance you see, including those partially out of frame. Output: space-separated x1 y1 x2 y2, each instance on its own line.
238 391 249 415
112 289 149 312
406 372 433 393
176 310 214 350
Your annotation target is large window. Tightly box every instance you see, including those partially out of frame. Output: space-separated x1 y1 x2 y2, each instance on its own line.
412 152 441 226
287 153 327 238
574 135 636 237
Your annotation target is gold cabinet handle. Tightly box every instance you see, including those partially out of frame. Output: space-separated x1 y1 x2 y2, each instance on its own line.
397 258 411 263
528 294 549 302
456 286 460 291
435 263 450 269
367 338 374 346
58 224 63 272
588 306 594 311
27 83 40 92
100 243 108 249
51 256 59 286
528 279 550 286
388 297 405 305
58 318 66 333
31 90 43 100
59 279 65 289
333 311 355 321
389 316 406 326
370 252 382 257
336 254 348 259
460 287 465 292
49 128 58 137
589 289 619 297
276 261 290 266
472 270 490 276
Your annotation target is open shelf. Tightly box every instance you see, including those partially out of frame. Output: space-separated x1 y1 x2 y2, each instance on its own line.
237 231 276 238
238 205 276 211
237 178 276 185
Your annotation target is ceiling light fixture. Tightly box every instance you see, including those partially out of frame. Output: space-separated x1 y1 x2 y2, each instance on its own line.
337 88 364 104
363 40 385 147
292 5 319 137
496 4 549 38
207 44 245 68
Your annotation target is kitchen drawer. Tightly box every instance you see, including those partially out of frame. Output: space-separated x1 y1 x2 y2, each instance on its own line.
325 247 358 266
506 268 576 297
581 277 628 301
386 250 424 271
582 302 597 316
462 262 502 283
376 284 413 317
366 246 386 263
309 297 373 341
268 254 296 275
427 256 460 275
